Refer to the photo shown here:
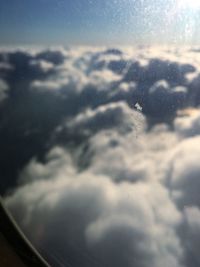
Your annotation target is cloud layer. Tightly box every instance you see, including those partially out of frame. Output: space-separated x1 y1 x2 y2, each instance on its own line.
1 46 200 267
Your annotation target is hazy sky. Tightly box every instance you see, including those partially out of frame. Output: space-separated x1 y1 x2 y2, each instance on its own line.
0 0 200 45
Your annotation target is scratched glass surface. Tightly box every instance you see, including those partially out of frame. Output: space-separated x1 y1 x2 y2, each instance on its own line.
1 1 200 266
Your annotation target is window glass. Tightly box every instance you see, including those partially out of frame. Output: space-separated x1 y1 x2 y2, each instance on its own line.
1 1 200 266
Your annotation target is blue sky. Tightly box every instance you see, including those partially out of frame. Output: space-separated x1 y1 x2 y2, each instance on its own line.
0 0 200 45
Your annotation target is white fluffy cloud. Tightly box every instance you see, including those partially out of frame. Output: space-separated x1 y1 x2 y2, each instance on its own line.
6 146 183 267
2 46 200 267
62 101 145 138
165 136 200 208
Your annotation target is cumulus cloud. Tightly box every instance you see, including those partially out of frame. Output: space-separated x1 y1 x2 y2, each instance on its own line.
2 46 200 267
175 108 200 137
35 49 67 65
29 59 55 73
144 80 187 122
87 124 178 184
165 136 200 209
60 102 145 139
6 147 183 267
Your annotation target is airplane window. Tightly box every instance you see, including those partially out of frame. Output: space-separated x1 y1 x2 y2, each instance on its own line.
1 1 200 266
